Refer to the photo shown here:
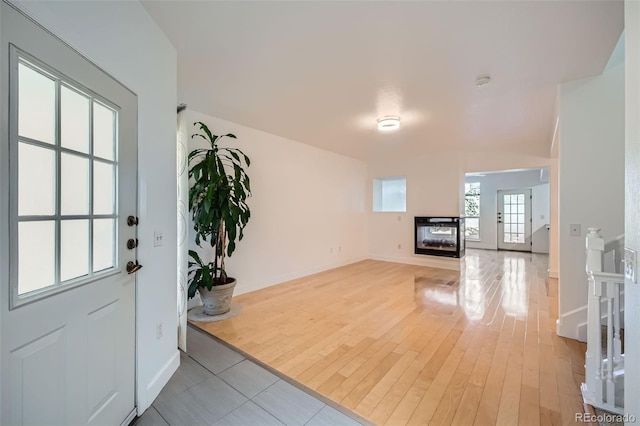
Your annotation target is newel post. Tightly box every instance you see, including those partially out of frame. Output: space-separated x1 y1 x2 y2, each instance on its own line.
586 228 604 273
584 227 605 406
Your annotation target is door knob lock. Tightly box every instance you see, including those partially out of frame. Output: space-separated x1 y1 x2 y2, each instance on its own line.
127 238 138 249
126 261 143 274
127 216 139 226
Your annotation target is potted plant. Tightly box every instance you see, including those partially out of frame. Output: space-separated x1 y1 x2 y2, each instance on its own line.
187 122 251 315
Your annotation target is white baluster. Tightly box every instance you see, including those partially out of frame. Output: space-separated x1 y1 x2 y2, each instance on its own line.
606 286 615 405
613 282 622 365
594 277 603 405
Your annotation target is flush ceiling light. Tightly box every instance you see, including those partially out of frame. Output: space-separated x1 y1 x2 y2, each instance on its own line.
377 116 400 132
475 75 491 87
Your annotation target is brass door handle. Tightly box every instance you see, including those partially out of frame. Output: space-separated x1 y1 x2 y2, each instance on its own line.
126 261 143 274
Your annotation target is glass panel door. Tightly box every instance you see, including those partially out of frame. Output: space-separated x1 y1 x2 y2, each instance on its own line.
497 189 532 252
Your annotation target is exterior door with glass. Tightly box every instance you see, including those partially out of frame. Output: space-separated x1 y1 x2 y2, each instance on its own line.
0 2 138 425
497 189 532 252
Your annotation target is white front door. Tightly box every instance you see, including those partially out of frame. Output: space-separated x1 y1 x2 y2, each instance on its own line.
497 189 532 252
0 2 138 425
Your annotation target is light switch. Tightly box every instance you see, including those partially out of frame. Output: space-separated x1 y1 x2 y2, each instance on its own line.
569 224 581 237
154 231 164 247
625 248 637 284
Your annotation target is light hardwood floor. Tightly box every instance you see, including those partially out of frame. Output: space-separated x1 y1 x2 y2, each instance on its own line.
191 250 586 425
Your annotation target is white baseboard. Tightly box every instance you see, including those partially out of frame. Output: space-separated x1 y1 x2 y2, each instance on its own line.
557 305 587 341
368 253 460 271
138 350 180 415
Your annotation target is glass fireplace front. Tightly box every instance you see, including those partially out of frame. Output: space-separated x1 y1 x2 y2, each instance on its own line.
414 217 465 258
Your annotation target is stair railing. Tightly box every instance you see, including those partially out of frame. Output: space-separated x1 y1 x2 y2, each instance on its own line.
581 227 625 414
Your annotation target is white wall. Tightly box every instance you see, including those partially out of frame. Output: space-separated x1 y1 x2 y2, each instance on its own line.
532 181 550 254
549 160 559 278
185 110 369 296
10 0 179 413
557 55 624 341
367 151 465 270
625 0 640 417
465 169 550 253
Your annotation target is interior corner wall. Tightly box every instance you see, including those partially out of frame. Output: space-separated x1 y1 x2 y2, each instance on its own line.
10 0 179 414
185 110 369 296
557 60 624 341
626 0 640 416
367 151 464 270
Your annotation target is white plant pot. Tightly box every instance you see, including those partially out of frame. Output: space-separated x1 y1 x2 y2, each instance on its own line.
198 279 237 316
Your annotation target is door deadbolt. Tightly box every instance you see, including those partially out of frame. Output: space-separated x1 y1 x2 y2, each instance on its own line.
126 261 143 274
127 239 138 250
127 216 139 226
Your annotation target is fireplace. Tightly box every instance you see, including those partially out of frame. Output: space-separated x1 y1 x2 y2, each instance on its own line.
414 217 465 258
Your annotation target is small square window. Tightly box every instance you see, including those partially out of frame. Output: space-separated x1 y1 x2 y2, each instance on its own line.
373 177 406 212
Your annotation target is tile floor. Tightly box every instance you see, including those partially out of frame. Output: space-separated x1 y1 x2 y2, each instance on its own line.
133 326 367 426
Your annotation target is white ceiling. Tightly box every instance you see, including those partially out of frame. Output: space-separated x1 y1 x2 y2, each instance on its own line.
142 1 623 161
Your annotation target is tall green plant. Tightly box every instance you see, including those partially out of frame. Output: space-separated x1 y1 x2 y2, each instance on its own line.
188 122 251 294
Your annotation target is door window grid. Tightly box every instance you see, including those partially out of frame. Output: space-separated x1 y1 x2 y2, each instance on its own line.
11 50 119 305
503 194 525 244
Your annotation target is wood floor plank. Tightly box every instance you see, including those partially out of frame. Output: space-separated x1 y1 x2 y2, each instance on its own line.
451 383 483 426
355 349 418 416
189 251 587 425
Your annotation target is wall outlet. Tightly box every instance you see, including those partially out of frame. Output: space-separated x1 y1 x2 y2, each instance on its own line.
156 322 163 340
569 224 581 237
154 231 164 247
625 248 637 284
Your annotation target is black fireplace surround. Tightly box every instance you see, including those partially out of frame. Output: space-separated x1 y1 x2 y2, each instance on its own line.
414 217 465 258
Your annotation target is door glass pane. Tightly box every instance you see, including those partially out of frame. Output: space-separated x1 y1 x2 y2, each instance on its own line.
93 102 115 160
504 205 510 214
61 153 89 215
93 219 114 272
94 161 114 214
61 220 89 281
18 63 56 144
18 221 55 294
61 86 90 153
19 142 55 216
